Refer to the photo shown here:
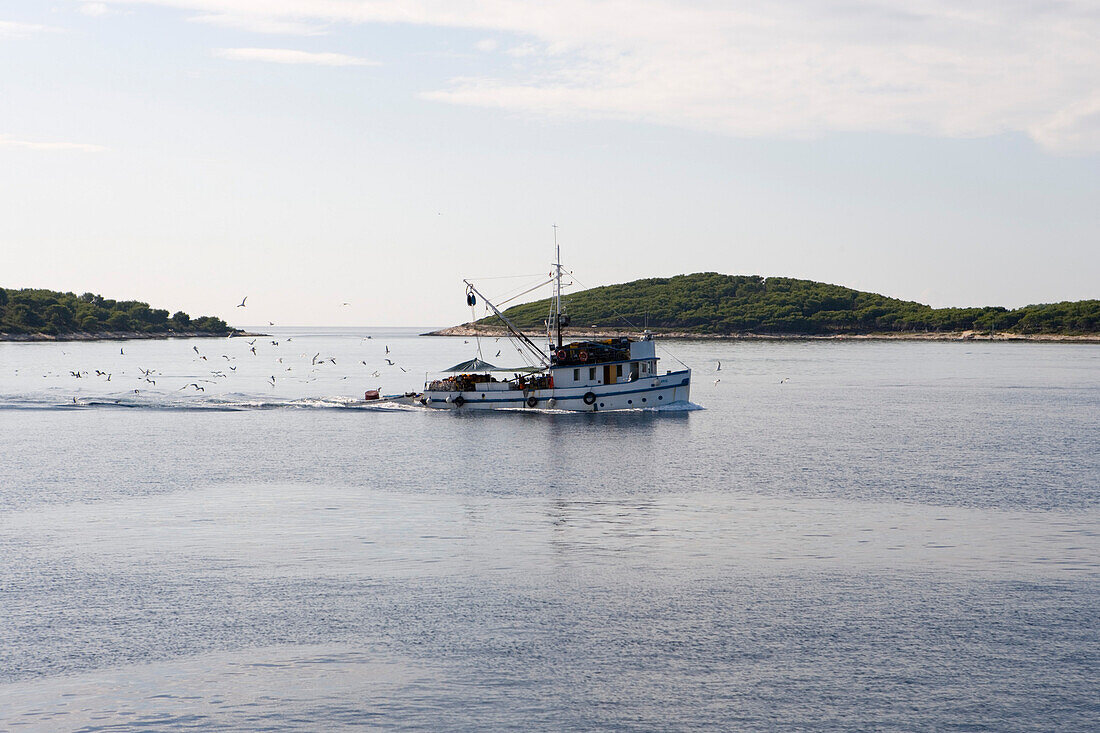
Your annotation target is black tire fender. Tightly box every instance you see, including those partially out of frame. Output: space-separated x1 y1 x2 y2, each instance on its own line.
526 396 538 408
582 391 597 405
453 395 465 407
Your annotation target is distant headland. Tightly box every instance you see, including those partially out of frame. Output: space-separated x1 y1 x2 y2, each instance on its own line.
429 273 1100 342
0 287 247 342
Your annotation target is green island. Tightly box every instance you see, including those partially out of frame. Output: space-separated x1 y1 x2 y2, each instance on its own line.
439 273 1099 340
0 287 233 340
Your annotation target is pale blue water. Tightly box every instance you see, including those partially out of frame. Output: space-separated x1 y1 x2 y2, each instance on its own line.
1 330 1097 731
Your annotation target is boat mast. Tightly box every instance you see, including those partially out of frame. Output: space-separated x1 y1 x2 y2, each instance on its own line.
553 224 563 350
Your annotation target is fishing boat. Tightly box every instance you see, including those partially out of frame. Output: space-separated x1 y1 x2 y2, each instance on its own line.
390 242 692 412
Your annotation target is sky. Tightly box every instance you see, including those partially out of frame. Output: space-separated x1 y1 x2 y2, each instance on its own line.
1 0 1098 327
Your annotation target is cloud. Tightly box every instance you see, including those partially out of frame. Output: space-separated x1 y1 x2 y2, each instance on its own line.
87 1 1100 153
212 47 376 66
0 134 106 152
79 3 114 16
1030 96 1100 155
190 13 325 35
0 20 62 37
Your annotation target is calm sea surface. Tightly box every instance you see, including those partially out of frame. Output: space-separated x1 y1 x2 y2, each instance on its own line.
1 329 1097 731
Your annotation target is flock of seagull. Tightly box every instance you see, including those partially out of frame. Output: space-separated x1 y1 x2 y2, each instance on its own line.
46 334 405 398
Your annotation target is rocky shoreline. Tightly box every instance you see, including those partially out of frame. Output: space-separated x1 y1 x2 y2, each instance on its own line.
0 330 265 342
425 325 1100 343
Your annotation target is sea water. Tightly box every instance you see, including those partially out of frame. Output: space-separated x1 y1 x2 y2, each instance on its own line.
0 329 1097 731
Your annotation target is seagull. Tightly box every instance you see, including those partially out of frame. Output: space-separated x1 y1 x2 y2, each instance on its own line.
371 371 380 377
384 358 394 366
248 339 257 346
271 340 279 346
385 345 389 355
311 353 320 366
779 377 790 383
268 321 274 326
340 302 350 307
399 366 407 373
268 375 276 387
222 355 232 360
495 350 501 357
250 346 257 355
199 355 207 361
145 378 156 385
192 346 200 354
328 358 336 365
360 360 367 365
713 378 721 386
70 371 83 378
228 366 237 371
716 360 721 371
120 348 124 355
237 297 247 308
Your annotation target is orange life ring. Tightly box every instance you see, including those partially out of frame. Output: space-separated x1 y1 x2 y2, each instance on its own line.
578 351 588 362
555 349 567 360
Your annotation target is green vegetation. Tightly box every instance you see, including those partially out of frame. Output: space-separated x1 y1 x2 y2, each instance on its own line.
482 273 1099 335
0 287 231 337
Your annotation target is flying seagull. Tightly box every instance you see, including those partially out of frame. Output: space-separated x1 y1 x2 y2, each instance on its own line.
384 358 394 366
716 361 721 371
237 297 247 308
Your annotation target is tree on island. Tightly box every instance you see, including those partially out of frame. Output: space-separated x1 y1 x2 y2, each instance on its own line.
0 287 232 337
480 273 1099 336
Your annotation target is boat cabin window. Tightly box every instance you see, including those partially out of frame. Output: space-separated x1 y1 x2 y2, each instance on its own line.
588 367 596 380
574 368 580 381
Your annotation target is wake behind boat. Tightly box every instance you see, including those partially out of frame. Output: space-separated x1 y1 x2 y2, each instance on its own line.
383 240 692 412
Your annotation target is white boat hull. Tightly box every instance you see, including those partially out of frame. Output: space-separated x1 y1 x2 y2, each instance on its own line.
415 369 691 412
